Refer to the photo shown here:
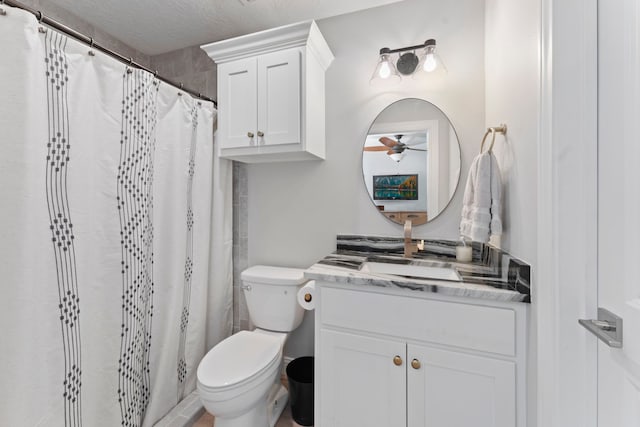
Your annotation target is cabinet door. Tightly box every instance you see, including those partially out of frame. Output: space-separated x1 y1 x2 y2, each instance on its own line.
218 57 257 148
257 49 301 146
320 329 406 427
407 344 516 427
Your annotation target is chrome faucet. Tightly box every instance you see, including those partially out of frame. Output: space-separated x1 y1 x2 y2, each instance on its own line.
403 220 424 258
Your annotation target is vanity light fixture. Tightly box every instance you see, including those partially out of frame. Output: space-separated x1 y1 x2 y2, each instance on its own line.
370 39 446 85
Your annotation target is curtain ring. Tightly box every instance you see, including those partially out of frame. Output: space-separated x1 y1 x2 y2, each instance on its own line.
88 38 95 56
128 57 133 66
36 11 43 22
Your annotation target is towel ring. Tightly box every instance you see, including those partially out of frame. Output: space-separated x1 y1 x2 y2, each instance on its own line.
480 129 496 153
480 124 507 153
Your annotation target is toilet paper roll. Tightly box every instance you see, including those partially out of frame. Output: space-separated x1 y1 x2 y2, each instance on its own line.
297 280 316 311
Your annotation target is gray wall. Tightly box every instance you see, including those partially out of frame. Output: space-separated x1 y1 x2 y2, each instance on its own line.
17 0 151 67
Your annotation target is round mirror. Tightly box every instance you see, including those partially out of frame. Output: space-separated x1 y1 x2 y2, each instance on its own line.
362 98 461 225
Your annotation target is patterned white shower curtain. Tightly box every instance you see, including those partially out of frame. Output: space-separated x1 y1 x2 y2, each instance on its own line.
0 6 232 427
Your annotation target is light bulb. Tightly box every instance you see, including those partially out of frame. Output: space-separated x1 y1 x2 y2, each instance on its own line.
379 61 391 79
370 50 401 86
423 53 437 72
389 152 405 162
414 39 447 80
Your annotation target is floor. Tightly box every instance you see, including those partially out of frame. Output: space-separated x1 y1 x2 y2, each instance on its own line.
191 377 306 427
191 403 303 427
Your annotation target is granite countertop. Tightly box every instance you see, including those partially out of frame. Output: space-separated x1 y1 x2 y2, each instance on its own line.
304 235 531 303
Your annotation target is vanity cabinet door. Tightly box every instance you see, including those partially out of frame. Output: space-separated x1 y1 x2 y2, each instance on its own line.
217 57 258 149
407 344 516 427
319 329 407 427
257 49 301 146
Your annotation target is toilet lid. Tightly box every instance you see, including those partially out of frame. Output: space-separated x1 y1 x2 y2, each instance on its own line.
241 265 308 285
198 330 281 388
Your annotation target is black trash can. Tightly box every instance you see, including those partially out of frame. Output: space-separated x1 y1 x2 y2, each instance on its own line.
286 356 314 426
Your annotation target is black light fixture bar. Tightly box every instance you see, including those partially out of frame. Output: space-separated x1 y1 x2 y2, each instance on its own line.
379 39 436 55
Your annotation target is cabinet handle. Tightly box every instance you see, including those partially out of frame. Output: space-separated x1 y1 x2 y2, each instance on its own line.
247 132 254 138
393 355 403 366
257 131 264 137
411 358 421 370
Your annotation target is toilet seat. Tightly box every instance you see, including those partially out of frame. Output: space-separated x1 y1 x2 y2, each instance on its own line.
197 330 282 391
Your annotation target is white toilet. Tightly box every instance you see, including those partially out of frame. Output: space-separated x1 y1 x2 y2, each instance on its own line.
197 265 308 427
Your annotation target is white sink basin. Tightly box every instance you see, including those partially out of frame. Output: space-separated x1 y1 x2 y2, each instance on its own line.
360 261 462 282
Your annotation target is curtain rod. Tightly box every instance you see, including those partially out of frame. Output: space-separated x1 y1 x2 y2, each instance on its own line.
1 0 217 107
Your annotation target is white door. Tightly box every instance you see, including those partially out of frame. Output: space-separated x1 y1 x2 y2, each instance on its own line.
257 49 301 146
319 329 406 427
407 344 516 427
218 57 257 148
593 0 640 424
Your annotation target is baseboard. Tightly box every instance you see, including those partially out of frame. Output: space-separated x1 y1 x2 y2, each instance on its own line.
153 391 204 427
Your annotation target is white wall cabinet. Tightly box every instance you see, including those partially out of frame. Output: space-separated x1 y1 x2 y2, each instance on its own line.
202 21 334 163
315 284 528 427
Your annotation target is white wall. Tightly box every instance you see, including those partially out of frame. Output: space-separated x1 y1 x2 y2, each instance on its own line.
485 0 539 265
247 0 486 357
485 1 540 426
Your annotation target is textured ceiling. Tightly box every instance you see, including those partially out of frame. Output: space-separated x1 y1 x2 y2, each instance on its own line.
44 0 406 55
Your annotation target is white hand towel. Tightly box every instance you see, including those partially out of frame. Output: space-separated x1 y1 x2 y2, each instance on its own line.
460 151 503 243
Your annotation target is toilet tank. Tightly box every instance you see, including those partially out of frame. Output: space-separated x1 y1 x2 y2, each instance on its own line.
241 265 308 332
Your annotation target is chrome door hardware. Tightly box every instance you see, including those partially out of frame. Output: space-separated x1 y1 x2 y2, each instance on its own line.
579 307 623 348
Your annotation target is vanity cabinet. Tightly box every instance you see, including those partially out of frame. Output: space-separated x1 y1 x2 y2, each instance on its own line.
315 283 527 427
202 21 334 163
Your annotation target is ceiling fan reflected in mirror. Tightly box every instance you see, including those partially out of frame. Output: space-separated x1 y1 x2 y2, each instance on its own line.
363 134 427 162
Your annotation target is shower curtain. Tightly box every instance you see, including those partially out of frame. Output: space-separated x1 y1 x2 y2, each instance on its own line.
0 6 232 427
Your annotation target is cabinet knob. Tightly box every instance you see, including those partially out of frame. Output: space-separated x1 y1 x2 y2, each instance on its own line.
393 355 403 366
411 358 421 370
247 132 254 138
304 293 312 303
257 131 265 137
